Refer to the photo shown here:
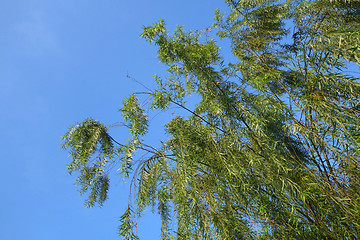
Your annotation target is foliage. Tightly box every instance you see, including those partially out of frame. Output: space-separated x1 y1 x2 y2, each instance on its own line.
62 0 360 239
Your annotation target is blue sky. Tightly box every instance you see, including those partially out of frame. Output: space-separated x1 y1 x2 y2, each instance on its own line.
0 0 227 239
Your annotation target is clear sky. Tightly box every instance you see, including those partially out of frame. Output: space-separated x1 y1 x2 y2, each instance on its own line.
0 0 227 239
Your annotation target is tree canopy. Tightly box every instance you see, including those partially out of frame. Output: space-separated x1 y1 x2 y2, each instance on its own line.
62 0 360 239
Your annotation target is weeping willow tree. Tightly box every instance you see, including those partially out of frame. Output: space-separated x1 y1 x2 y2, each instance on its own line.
62 0 360 239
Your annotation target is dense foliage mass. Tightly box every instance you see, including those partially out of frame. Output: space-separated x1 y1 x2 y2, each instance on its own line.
62 0 360 239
